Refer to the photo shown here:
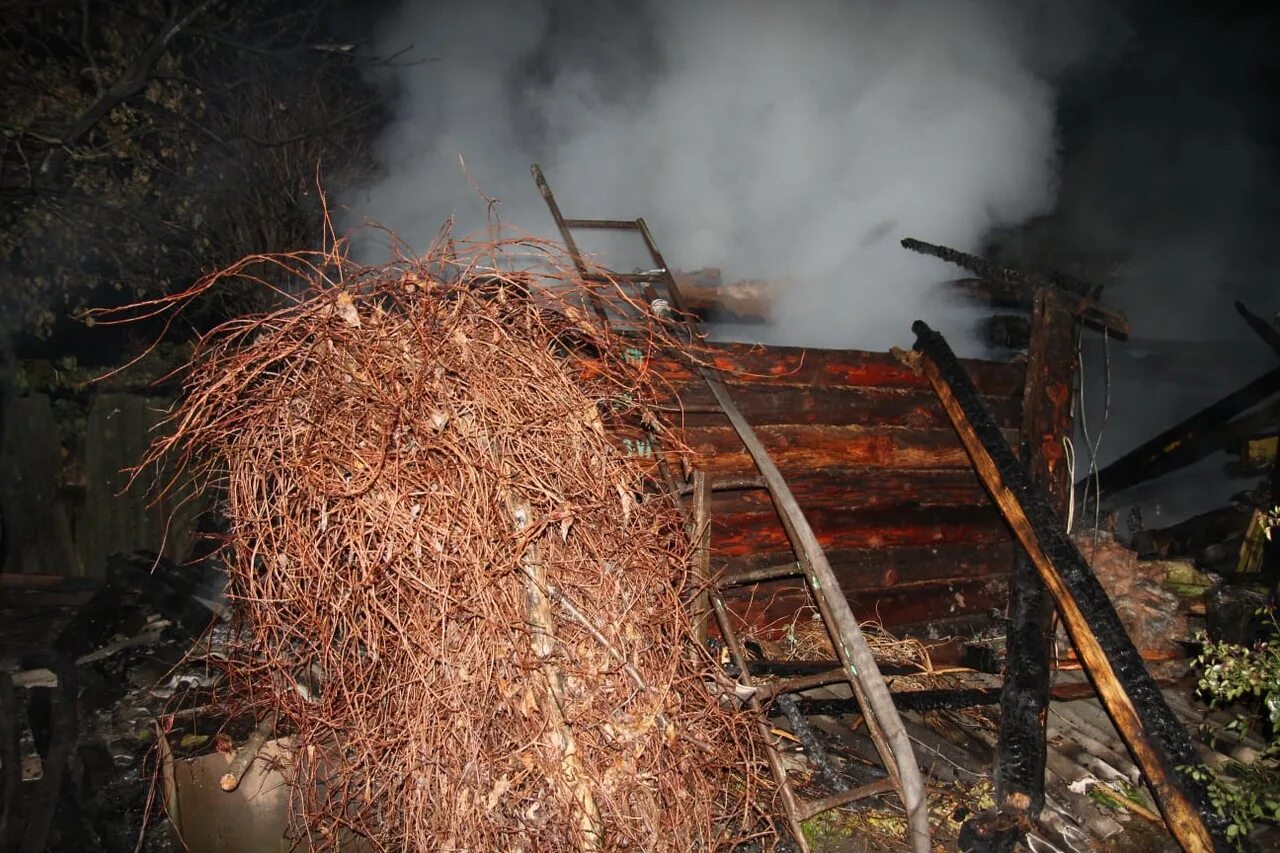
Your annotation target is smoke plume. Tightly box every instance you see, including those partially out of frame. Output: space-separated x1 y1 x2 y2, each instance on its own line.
344 0 1102 351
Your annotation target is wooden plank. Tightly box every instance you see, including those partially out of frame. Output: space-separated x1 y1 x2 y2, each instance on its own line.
692 472 712 645
710 504 1010 557
647 343 1025 397
0 394 77 576
722 575 1008 635
0 574 67 589
910 321 1226 852
667 384 1022 429
706 468 993 516
0 589 96 608
719 541 1016 591
682 423 1019 474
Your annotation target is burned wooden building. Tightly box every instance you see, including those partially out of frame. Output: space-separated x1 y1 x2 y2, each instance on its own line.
530 166 1233 852
1 168 1272 853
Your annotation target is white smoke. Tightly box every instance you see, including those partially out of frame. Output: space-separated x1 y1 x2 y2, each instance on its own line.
345 0 1101 350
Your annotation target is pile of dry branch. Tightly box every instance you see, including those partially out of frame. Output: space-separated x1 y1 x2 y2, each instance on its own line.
94 236 764 850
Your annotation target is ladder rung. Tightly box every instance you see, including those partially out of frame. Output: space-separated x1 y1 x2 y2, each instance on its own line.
756 667 846 701
676 475 768 495
563 218 640 230
797 779 897 821
719 560 802 587
659 404 722 415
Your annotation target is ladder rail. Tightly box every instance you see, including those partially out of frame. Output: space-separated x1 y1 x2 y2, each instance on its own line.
530 164 931 853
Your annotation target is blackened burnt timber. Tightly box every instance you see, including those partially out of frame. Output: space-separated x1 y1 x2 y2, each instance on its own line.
902 237 1089 296
910 321 1228 852
1069 300 1279 503
1083 300 1280 499
1082 364 1280 497
1235 300 1280 359
996 289 1076 819
900 237 1130 337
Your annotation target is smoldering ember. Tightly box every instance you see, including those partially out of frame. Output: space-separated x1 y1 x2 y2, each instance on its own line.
4 2 1280 852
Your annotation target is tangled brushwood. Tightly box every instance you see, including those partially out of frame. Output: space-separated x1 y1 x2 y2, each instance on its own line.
95 236 767 850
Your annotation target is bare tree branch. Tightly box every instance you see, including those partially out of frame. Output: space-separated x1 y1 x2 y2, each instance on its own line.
40 0 221 183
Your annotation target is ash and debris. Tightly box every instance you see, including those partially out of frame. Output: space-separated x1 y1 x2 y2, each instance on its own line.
1 550 238 851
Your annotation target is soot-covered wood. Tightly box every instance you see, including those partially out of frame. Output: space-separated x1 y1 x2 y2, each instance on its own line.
912 321 1228 852
996 290 1075 817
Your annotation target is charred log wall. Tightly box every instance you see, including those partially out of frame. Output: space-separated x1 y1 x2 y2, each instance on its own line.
661 343 1026 633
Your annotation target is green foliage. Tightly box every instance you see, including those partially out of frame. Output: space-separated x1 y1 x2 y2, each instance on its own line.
1189 602 1280 845
0 0 385 350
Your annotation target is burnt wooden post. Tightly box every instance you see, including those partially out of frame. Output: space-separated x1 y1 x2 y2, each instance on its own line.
961 289 1076 850
996 290 1076 816
911 321 1228 852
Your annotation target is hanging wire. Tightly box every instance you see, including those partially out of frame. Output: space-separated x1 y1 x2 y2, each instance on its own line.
1076 327 1113 543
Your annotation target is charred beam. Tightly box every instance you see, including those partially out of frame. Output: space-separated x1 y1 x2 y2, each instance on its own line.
902 238 1092 295
15 657 77 853
794 689 1001 716
901 238 1129 336
1081 366 1280 498
938 278 1033 311
774 693 848 792
909 320 1228 852
1235 300 1280 359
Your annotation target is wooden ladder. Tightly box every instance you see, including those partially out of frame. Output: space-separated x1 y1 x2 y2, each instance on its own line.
531 165 932 853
